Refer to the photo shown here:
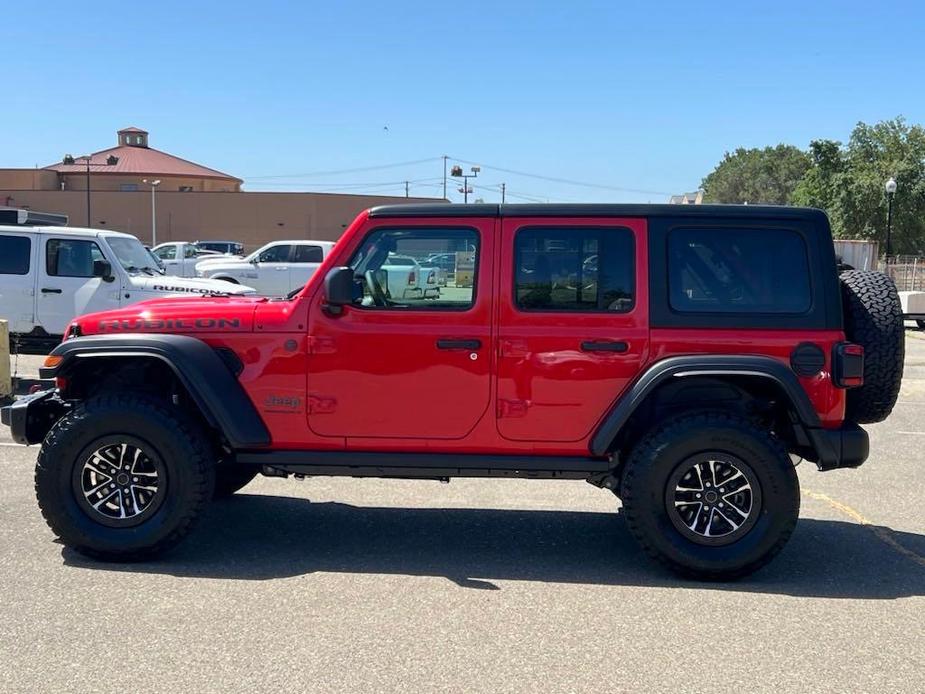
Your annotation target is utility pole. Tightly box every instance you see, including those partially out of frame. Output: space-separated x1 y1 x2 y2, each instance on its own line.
442 155 448 199
85 158 91 227
405 180 409 198
501 183 506 203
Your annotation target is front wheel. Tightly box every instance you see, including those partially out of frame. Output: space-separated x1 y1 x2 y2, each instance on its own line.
620 412 799 580
34 394 216 560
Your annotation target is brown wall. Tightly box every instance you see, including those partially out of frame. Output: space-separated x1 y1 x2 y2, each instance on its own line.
0 169 60 192
58 173 240 193
0 190 447 248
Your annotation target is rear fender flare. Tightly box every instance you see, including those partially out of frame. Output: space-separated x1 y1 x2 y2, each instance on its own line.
590 355 831 460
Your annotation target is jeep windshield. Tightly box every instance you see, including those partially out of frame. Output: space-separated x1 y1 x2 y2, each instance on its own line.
105 237 162 275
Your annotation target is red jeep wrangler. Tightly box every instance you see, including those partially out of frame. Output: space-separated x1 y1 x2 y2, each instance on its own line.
2 204 904 579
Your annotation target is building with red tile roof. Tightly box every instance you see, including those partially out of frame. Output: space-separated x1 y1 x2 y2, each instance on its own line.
43 127 242 192
0 127 445 248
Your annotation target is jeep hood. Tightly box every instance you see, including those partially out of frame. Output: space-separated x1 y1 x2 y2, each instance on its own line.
127 274 256 295
69 295 264 336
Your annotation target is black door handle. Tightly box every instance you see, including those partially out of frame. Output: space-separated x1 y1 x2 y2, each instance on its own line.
581 340 628 353
41 288 63 294
436 338 482 350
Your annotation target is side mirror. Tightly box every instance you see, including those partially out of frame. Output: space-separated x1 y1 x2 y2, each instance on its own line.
323 266 356 316
93 259 114 282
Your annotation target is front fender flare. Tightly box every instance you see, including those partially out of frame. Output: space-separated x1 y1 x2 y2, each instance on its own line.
41 334 270 449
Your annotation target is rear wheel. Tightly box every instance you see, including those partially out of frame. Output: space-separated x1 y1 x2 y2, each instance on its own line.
35 394 215 560
621 412 799 580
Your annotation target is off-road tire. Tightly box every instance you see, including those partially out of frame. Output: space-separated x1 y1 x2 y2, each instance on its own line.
213 465 259 499
621 412 800 580
34 393 215 560
839 270 904 423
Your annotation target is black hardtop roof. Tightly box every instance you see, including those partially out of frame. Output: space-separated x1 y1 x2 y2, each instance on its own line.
368 202 829 222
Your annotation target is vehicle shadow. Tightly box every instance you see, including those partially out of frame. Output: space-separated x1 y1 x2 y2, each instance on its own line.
62 493 925 599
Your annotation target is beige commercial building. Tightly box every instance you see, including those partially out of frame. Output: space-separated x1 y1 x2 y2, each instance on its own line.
0 127 445 248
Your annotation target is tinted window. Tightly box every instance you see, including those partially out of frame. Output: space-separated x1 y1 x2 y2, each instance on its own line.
515 227 634 312
154 245 176 260
348 228 478 309
0 235 31 275
258 245 291 263
292 245 324 263
668 227 811 313
46 239 105 277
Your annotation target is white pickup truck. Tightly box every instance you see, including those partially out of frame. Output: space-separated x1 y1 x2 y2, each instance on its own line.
151 242 225 277
380 254 442 300
0 210 255 351
196 240 335 296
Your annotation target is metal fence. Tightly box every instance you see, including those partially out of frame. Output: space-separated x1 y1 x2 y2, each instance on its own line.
881 256 925 292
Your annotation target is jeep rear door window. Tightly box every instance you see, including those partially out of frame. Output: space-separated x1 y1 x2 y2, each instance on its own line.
0 235 31 275
45 239 106 277
292 245 324 263
514 227 634 312
668 227 811 313
349 227 478 309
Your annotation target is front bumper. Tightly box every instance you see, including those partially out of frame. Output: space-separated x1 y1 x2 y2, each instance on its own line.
0 389 67 445
808 422 869 471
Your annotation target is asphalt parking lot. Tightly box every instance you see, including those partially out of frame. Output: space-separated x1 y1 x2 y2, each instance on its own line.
1 337 923 694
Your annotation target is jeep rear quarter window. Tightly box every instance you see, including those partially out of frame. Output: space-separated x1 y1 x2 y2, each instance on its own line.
0 235 31 275
514 227 634 312
668 227 811 314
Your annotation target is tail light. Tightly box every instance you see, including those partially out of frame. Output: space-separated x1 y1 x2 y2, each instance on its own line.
833 342 864 388
427 271 436 284
407 271 416 286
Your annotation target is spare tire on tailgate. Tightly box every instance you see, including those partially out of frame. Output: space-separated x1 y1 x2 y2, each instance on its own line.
839 270 904 423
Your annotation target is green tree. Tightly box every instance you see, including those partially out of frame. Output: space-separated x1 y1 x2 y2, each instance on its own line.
792 117 925 254
701 144 811 205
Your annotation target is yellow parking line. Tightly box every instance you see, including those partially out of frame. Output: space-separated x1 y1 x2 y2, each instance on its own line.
804 488 925 569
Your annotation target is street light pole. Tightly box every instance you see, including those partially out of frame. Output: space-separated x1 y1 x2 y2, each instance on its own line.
450 164 480 204
85 158 91 227
62 153 119 228
143 179 161 246
885 177 897 258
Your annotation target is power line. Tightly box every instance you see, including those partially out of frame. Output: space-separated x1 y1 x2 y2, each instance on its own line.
452 157 672 197
245 157 444 180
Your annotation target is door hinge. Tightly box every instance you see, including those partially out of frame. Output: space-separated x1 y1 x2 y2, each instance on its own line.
307 394 337 414
497 398 529 418
499 339 528 358
307 336 336 355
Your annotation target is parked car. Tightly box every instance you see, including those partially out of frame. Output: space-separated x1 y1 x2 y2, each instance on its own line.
0 214 256 352
151 242 224 277
195 240 244 256
196 240 335 296
4 203 903 580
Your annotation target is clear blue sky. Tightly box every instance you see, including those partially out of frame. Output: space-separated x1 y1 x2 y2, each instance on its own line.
4 0 924 203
